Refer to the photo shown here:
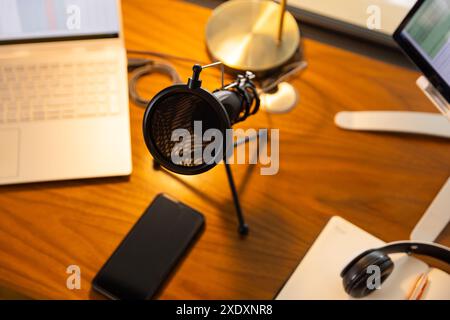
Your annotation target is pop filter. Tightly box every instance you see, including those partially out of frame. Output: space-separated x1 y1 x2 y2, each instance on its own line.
143 64 259 175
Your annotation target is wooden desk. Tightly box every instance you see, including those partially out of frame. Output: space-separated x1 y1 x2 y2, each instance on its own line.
0 0 449 300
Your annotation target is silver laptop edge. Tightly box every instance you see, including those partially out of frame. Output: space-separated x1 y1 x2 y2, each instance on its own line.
0 0 132 185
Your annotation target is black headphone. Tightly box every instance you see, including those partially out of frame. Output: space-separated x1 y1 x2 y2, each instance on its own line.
340 241 450 298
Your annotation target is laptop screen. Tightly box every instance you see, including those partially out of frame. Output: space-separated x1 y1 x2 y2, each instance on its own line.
0 0 119 44
400 0 450 86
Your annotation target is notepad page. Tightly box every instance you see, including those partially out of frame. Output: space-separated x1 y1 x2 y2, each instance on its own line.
422 268 450 300
276 216 429 300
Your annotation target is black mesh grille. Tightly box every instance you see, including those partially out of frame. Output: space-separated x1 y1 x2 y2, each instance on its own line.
149 93 223 168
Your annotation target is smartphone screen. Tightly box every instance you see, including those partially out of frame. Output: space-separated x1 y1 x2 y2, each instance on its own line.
92 194 204 299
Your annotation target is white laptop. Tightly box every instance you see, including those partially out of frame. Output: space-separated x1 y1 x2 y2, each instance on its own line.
0 0 132 185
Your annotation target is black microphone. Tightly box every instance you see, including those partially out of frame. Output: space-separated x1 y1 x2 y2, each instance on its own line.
143 64 260 175
142 63 260 235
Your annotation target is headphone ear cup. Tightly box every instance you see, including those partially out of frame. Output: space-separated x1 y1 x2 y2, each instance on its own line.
342 250 394 298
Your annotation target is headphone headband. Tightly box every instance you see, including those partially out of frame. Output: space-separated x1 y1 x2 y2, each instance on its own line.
377 241 450 264
341 241 450 298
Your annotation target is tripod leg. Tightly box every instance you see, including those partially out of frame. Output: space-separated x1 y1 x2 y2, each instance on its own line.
224 161 249 235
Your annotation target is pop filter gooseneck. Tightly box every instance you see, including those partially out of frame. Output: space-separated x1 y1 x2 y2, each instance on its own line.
143 64 260 235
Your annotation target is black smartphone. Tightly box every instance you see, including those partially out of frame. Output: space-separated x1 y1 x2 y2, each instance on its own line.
92 194 204 300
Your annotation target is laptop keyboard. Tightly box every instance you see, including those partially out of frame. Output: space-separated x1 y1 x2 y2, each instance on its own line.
0 60 121 123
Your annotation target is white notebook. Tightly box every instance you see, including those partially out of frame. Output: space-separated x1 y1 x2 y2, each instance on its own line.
276 216 450 300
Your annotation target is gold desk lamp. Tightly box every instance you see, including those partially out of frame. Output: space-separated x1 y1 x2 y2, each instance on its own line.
205 0 303 113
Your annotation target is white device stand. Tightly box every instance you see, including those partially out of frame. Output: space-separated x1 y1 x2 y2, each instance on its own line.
334 76 450 138
416 76 450 120
334 76 450 241
410 177 450 242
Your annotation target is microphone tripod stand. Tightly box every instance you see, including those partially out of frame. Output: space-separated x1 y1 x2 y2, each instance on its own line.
152 131 263 236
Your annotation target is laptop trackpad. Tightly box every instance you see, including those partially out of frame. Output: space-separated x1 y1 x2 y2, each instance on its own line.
0 128 20 178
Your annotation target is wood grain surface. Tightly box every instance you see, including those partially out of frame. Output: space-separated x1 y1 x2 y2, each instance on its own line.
0 0 449 299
